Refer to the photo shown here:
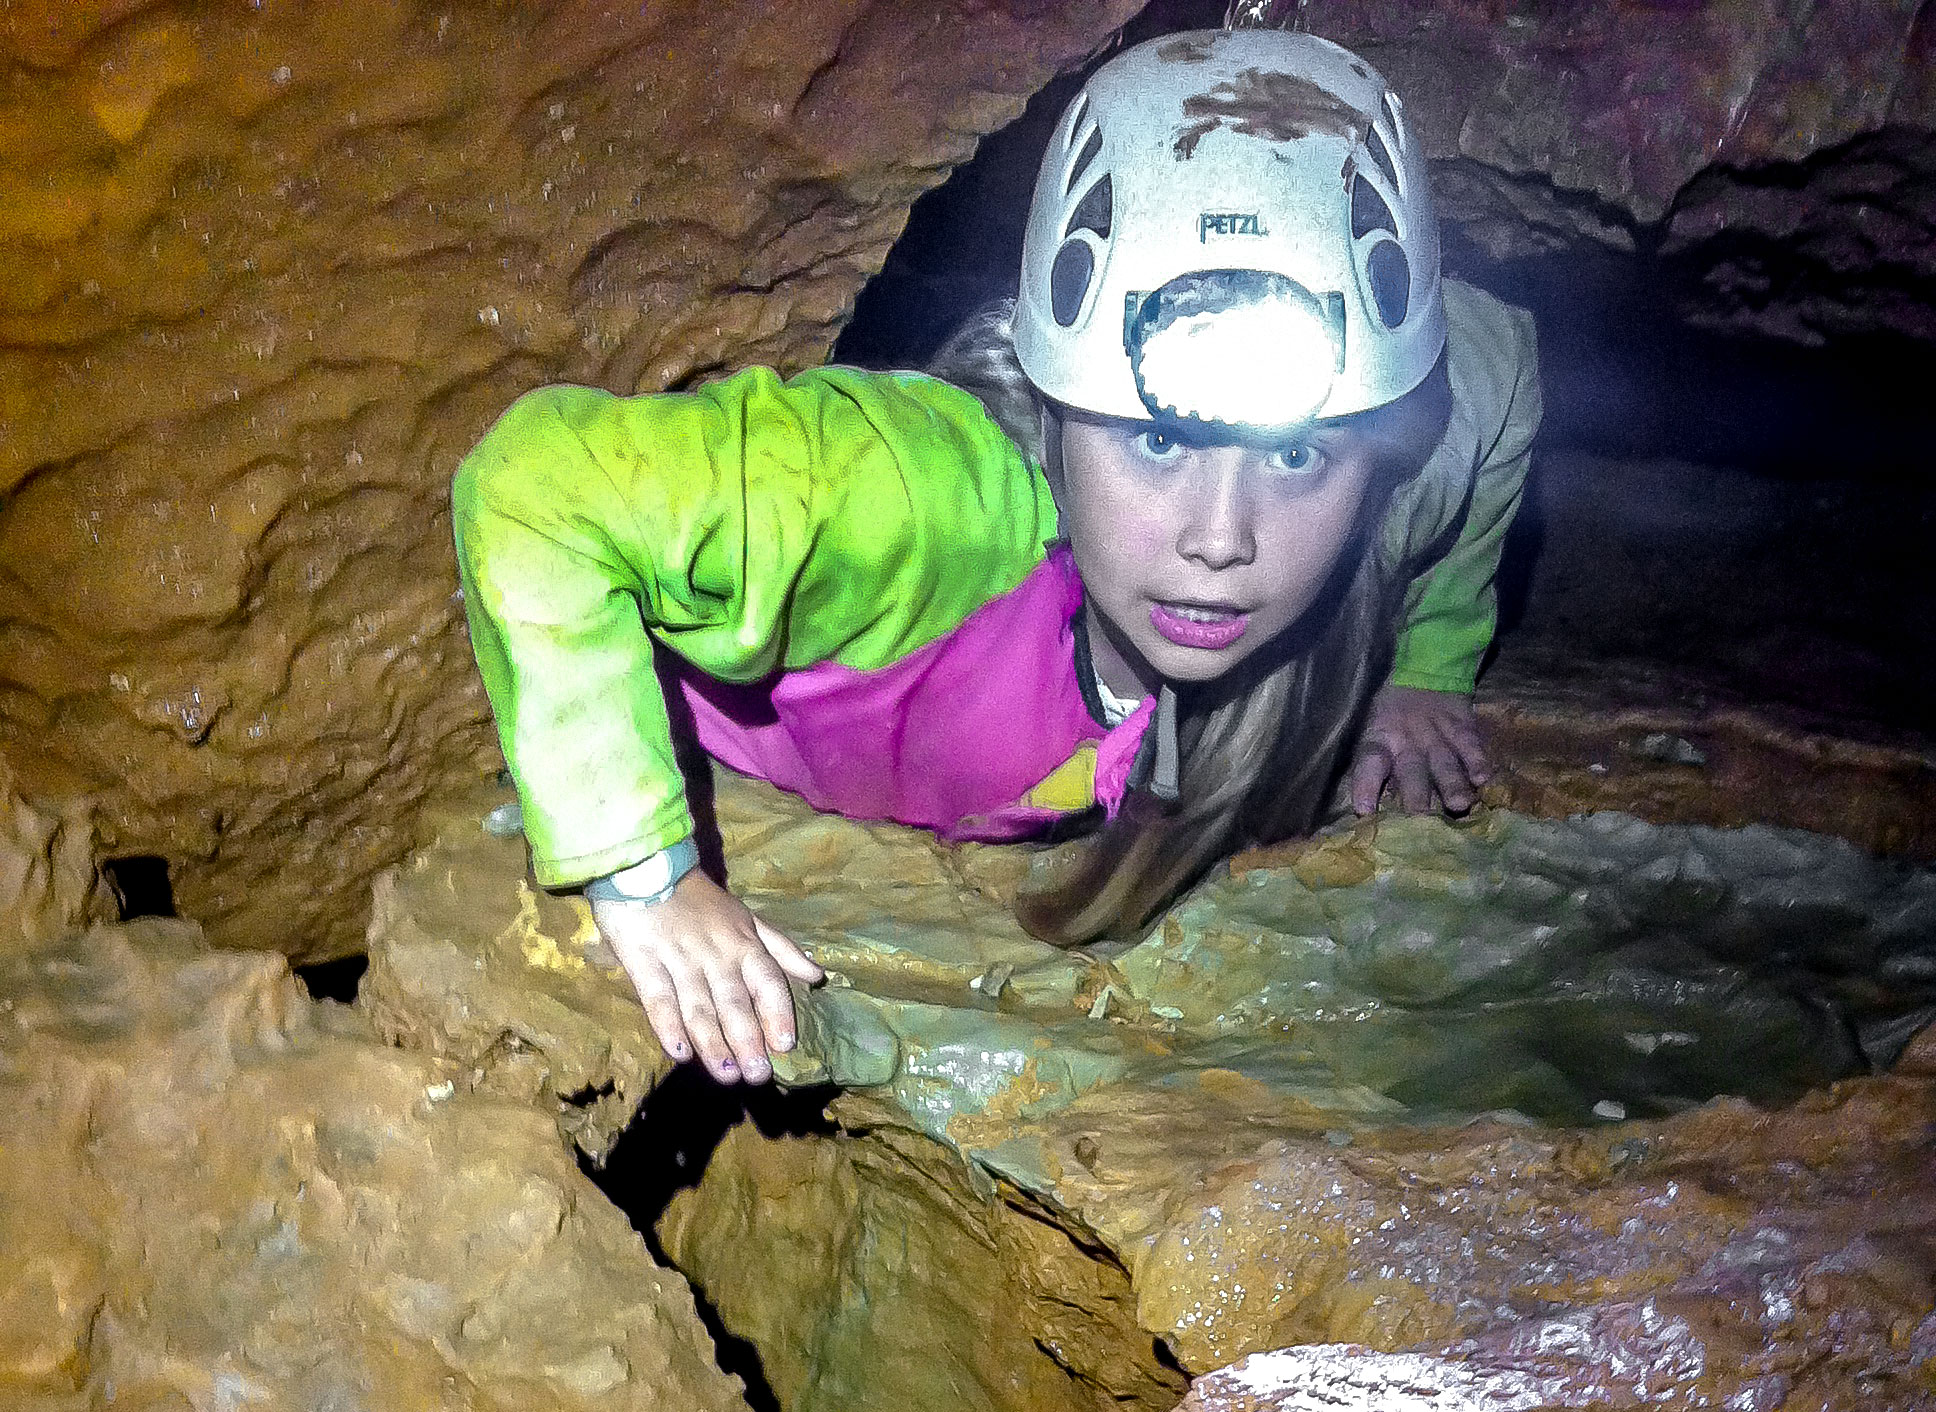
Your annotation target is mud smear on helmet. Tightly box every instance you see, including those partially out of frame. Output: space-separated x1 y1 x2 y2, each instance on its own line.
1155 34 1217 64
1172 68 1367 159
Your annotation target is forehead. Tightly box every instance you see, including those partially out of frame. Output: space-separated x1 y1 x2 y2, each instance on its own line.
1061 407 1358 453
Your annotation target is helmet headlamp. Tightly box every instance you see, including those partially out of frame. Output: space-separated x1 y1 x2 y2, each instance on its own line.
1124 270 1345 436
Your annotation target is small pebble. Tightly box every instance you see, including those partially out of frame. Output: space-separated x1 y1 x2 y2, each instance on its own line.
1593 1099 1627 1121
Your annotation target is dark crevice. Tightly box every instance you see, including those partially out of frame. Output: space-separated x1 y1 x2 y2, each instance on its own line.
578 1066 838 1412
562 1079 617 1108
293 954 368 1003
103 855 176 920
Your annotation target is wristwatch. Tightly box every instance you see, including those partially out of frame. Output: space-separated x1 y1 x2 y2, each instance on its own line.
583 837 700 906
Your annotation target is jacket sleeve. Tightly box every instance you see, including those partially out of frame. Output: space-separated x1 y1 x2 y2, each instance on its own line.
451 366 1056 886
1387 300 1542 695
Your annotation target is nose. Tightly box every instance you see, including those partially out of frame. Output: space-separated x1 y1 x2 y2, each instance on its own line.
1174 450 1256 571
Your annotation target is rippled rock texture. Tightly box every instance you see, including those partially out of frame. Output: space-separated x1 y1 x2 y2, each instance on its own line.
368 771 1936 1412
0 0 1142 961
1313 0 1936 341
0 756 107 951
0 917 751 1411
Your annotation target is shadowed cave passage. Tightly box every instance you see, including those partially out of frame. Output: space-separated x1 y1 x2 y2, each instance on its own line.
102 855 175 921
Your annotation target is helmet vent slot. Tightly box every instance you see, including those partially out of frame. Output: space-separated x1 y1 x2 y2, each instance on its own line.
1050 240 1096 326
1350 175 1397 240
1066 125 1104 193
1383 89 1406 134
1367 241 1411 327
1364 124 1401 194
1065 174 1113 240
1067 94 1092 144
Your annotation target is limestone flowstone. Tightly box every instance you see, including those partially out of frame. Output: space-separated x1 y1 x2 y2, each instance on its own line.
365 769 1936 1412
0 917 751 1412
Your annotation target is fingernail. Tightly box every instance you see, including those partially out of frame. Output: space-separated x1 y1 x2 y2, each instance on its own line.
774 1033 795 1053
718 1057 737 1073
668 1042 690 1060
745 1060 770 1082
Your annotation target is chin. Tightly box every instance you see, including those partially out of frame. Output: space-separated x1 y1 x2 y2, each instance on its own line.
1141 639 1259 684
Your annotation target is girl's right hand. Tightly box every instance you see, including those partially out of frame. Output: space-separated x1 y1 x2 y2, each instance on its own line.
591 870 824 1084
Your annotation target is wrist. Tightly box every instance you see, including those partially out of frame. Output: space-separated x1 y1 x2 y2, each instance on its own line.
584 837 700 906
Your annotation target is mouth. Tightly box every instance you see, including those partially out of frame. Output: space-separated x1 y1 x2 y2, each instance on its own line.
1149 600 1250 651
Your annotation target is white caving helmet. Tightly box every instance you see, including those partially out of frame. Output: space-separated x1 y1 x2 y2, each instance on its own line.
1014 28 1445 435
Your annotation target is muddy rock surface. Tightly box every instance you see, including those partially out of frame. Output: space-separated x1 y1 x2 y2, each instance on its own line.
368 770 1936 1412
0 756 109 952
1313 0 1936 341
0 0 1140 962
0 917 750 1411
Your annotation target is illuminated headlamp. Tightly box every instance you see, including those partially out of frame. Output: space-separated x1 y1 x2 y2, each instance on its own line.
1124 270 1345 434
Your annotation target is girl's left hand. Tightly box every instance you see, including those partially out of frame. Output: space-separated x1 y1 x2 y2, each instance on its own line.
1349 685 1491 815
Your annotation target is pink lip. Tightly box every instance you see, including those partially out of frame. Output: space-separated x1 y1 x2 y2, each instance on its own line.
1150 602 1249 650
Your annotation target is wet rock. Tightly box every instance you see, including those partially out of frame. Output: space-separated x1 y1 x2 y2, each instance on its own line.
657 1113 1189 1412
1176 1346 1558 1411
0 0 1142 962
369 770 1936 1412
357 797 672 1163
1477 663 1936 864
0 916 750 1410
0 756 108 953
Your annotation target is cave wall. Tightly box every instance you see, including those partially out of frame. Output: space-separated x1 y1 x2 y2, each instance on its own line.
0 0 1144 960
1316 0 1936 340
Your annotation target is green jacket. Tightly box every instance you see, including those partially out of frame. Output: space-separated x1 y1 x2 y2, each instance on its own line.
453 278 1539 885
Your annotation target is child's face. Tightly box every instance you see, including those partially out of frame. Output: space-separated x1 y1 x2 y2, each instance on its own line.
1058 415 1378 697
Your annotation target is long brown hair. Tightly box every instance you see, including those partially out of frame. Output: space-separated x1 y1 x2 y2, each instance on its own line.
927 299 1451 945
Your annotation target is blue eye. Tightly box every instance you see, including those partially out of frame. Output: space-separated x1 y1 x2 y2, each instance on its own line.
1264 443 1323 477
1136 428 1185 462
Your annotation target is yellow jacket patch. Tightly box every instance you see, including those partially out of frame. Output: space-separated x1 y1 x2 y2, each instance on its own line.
1022 741 1098 812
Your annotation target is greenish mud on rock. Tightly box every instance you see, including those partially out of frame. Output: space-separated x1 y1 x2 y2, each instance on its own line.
363 772 1936 1411
752 797 1936 1143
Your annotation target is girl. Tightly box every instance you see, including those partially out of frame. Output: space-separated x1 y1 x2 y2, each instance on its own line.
453 26 1541 1087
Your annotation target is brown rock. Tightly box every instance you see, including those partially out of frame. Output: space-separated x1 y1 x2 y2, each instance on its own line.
0 756 108 953
1306 1 1936 341
657 1111 1188 1412
0 0 1141 961
1476 666 1936 863
357 787 673 1163
367 769 1936 1412
1899 1018 1936 1077
1322 0 1932 227
0 916 750 1410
